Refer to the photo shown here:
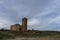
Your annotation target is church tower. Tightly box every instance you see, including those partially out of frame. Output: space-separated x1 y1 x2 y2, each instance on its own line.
22 17 27 31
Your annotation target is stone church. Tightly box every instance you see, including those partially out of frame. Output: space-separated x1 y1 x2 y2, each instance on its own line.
11 17 27 32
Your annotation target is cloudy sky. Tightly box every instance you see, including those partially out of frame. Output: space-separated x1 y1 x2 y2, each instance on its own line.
0 0 60 31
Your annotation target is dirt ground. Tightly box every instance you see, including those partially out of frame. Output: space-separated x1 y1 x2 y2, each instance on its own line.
7 37 60 40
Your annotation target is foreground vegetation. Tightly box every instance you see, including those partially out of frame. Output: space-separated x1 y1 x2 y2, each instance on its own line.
0 30 60 40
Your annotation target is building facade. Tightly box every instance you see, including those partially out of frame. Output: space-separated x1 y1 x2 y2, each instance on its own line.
11 24 21 31
22 17 27 31
11 17 27 32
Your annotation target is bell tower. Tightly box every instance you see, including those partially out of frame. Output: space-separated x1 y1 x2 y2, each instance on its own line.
22 17 27 31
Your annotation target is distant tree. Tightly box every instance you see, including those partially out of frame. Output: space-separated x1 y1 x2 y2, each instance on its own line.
32 29 34 31
1 28 4 31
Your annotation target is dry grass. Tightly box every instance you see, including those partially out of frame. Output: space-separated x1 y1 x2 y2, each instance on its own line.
0 30 60 40
6 37 60 40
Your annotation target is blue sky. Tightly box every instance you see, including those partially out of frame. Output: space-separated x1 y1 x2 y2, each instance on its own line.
0 0 60 31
